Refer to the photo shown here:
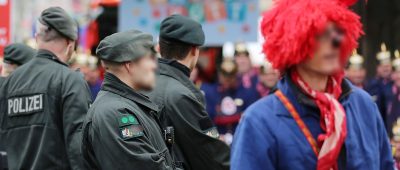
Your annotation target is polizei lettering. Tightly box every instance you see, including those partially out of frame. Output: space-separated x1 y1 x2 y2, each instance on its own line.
8 94 44 116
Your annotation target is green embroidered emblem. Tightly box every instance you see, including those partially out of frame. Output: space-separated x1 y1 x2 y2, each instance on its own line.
120 124 144 139
128 115 137 124
121 117 128 124
119 114 140 127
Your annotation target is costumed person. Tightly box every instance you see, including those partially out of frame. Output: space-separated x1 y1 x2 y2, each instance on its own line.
1 43 36 77
388 50 400 138
231 0 394 169
391 119 400 170
70 52 102 100
256 61 280 97
365 43 394 125
234 43 258 89
345 50 366 88
201 59 259 144
392 62 400 170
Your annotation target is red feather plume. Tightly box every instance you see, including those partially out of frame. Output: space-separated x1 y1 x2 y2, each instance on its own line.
261 0 363 71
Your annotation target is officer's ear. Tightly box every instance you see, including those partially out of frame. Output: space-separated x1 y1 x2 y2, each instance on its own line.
190 46 200 58
155 44 160 53
123 61 135 74
66 40 76 51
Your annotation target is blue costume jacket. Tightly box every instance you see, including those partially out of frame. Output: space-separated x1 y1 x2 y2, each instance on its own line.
201 82 259 134
231 75 394 170
365 77 394 127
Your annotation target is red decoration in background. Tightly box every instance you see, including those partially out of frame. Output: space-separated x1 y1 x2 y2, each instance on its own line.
204 0 227 22
0 0 10 55
167 5 187 16
152 8 161 18
197 48 220 82
85 21 99 51
242 24 250 33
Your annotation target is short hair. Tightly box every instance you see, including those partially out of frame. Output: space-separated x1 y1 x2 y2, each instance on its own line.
101 60 124 71
36 21 64 42
158 37 192 60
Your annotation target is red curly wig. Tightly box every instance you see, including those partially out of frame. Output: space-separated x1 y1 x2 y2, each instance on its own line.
261 0 363 71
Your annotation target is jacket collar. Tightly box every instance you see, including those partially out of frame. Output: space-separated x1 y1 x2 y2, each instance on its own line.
101 72 159 112
276 74 352 117
36 49 68 67
157 58 205 103
158 58 191 77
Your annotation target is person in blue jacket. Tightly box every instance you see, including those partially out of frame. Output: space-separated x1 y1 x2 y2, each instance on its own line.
365 43 394 127
231 0 394 169
388 50 400 138
201 59 259 143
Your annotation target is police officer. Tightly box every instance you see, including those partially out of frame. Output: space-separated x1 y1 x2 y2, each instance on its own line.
0 7 91 169
81 29 175 169
1 43 36 77
148 15 230 170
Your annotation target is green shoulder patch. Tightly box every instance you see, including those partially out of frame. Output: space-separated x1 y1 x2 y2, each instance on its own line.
118 114 144 139
118 114 139 127
120 124 144 139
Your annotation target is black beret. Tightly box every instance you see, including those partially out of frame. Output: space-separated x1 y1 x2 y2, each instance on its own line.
3 43 36 65
39 7 78 40
96 29 155 62
160 15 205 46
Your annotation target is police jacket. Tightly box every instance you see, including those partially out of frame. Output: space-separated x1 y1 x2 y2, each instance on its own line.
82 72 174 170
0 49 92 170
231 75 394 170
148 58 230 170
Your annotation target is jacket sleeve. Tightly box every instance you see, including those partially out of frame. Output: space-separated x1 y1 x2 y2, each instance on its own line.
168 95 230 170
61 73 92 170
231 110 277 170
91 109 172 170
374 104 395 170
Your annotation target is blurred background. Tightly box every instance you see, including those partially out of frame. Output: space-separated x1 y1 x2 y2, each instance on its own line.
0 0 399 76
1 0 400 148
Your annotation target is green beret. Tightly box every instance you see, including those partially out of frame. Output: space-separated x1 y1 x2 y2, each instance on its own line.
3 43 36 65
96 29 155 62
39 7 78 40
160 15 205 46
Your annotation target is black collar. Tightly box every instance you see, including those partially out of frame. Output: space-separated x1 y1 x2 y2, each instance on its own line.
36 49 68 67
158 58 191 77
286 74 352 108
157 59 205 103
101 72 159 112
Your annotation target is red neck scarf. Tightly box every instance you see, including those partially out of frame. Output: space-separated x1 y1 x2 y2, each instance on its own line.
291 70 347 170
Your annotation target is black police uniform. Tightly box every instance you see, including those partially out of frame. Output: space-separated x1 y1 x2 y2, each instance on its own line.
0 7 91 170
82 73 174 169
0 49 92 169
148 15 230 170
81 29 176 169
0 77 5 170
